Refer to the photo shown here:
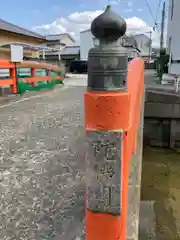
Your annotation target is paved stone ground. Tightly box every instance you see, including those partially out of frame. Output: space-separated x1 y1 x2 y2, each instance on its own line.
145 70 180 94
0 84 86 240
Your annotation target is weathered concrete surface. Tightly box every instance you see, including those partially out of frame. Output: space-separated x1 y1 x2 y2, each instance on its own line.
85 131 122 215
144 71 180 150
139 201 156 239
0 85 86 240
145 91 180 118
145 69 176 86
145 70 180 119
127 90 145 240
145 90 180 104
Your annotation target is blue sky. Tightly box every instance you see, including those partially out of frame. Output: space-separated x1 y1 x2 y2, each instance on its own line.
0 0 168 46
0 0 168 29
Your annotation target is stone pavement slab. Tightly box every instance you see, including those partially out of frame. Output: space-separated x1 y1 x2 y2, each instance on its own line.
0 85 86 240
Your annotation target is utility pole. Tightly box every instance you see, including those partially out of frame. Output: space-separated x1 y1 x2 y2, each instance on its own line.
159 1 166 84
145 30 152 62
160 1 166 50
149 30 152 62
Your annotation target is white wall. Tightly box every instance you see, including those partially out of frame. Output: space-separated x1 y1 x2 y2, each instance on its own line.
60 36 74 46
80 29 151 60
134 34 151 56
80 30 94 61
46 35 74 46
167 0 180 74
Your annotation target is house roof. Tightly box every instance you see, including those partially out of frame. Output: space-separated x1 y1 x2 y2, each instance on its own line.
0 42 59 51
80 29 91 34
46 33 75 42
60 46 80 55
0 18 45 39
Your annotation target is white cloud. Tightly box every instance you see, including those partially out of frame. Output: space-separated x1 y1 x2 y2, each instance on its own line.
109 0 119 5
128 1 133 7
33 10 161 47
137 8 143 12
124 9 133 13
126 17 161 47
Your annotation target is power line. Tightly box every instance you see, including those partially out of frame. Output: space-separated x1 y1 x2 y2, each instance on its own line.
144 0 161 33
155 0 163 24
144 0 156 23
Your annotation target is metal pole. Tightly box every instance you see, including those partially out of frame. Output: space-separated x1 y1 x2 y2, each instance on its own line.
42 49 45 59
149 30 152 62
158 1 166 83
160 1 166 50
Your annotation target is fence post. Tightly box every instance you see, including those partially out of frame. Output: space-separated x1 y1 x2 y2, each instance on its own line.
10 65 17 94
84 5 129 240
31 68 37 86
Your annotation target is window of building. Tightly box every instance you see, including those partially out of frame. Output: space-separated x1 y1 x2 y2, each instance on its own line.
171 0 174 20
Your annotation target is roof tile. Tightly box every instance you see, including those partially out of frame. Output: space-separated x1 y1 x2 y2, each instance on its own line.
0 19 45 39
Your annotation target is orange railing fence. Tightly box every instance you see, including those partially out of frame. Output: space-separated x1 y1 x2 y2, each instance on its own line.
0 60 64 95
0 60 17 94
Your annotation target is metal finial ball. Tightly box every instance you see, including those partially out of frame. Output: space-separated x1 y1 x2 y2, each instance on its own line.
91 5 127 41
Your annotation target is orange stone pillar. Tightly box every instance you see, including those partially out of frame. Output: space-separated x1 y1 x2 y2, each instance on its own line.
84 5 129 240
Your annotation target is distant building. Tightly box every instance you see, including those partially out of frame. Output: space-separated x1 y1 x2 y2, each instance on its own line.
0 18 46 59
44 45 80 71
42 34 80 68
0 17 82 75
133 34 151 57
0 18 80 65
166 0 180 75
80 29 95 61
44 34 75 49
80 29 150 61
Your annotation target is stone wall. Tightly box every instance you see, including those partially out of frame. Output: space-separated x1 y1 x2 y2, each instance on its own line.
144 90 180 151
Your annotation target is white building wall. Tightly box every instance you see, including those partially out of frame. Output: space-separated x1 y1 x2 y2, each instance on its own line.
167 0 180 74
80 30 94 61
134 34 150 56
80 28 151 61
80 29 99 60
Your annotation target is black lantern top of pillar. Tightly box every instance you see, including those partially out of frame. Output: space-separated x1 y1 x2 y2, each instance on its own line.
91 5 127 42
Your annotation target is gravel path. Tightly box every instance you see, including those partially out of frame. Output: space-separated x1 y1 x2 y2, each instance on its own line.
0 86 86 240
